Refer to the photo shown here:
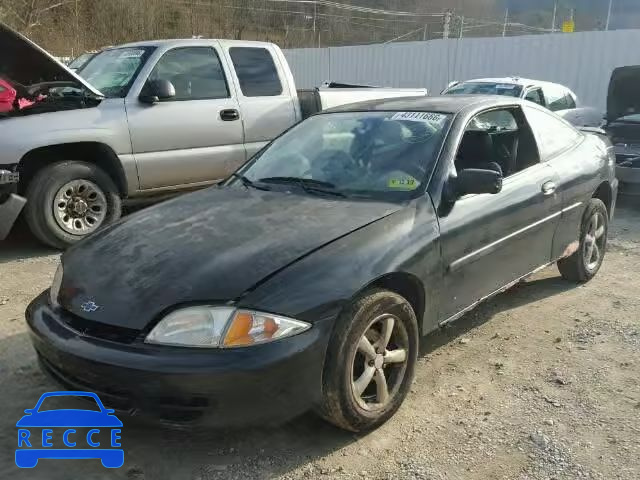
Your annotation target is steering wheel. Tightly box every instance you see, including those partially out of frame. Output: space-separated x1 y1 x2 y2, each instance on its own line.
308 150 360 184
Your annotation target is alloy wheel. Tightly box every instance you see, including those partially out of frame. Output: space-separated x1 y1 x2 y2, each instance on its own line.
350 313 409 411
583 211 606 272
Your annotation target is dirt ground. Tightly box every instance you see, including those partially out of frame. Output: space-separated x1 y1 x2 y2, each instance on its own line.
1 199 639 480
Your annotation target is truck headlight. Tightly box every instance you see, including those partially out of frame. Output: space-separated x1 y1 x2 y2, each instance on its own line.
145 307 310 348
50 264 63 307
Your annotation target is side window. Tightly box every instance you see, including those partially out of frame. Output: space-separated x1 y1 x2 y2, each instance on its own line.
564 92 577 109
147 47 229 101
544 84 573 111
524 88 545 107
456 108 541 178
524 106 582 160
229 47 283 97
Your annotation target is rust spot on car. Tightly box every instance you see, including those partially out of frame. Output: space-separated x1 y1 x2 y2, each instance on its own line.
562 241 580 258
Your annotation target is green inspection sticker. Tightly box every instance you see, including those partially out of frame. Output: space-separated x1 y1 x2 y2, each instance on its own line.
388 177 418 190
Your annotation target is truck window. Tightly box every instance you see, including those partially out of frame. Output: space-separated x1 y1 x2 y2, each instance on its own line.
147 47 229 101
229 47 283 97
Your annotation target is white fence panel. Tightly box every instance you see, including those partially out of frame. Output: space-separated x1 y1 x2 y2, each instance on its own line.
284 30 640 111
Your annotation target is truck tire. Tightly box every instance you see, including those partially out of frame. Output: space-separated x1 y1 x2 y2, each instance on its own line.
25 161 122 249
316 289 419 432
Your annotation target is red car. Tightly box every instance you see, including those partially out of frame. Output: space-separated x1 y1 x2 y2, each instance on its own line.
0 78 38 112
0 78 16 112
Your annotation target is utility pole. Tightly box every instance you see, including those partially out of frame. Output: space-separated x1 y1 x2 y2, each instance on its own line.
459 16 464 39
551 0 558 32
423 23 428 41
443 11 451 39
313 0 317 33
606 0 613 30
502 8 509 37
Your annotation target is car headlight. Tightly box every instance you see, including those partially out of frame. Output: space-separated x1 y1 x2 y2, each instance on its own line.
50 264 63 307
145 307 310 348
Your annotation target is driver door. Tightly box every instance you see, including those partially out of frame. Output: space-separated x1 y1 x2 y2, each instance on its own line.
437 107 562 322
125 45 245 190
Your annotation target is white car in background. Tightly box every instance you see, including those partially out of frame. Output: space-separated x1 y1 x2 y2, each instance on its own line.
442 77 604 128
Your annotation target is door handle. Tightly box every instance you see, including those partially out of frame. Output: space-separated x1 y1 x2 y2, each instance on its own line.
220 109 240 121
541 181 557 195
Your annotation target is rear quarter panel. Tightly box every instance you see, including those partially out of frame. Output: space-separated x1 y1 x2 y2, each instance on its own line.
548 133 614 259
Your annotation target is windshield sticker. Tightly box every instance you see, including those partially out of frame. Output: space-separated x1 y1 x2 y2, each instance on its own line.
118 49 145 59
495 84 517 90
388 176 419 190
390 111 447 125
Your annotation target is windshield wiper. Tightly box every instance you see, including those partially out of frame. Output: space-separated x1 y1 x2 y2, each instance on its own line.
230 173 271 191
257 177 346 197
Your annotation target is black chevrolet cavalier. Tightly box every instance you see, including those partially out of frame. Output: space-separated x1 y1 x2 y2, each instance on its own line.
27 96 617 432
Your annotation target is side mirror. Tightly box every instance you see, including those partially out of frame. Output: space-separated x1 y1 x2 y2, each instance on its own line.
139 79 175 104
454 168 503 197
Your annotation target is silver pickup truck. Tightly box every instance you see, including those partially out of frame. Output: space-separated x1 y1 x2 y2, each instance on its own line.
0 24 427 248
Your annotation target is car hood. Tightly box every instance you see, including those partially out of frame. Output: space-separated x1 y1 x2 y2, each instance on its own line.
16 410 122 428
607 65 640 123
59 187 402 330
0 22 102 97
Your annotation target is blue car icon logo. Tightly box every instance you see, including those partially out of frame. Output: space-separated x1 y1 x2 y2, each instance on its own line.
16 391 123 468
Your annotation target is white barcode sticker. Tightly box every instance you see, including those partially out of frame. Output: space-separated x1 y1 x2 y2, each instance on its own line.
390 111 447 125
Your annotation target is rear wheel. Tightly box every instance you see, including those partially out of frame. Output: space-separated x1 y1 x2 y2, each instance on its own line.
558 198 608 282
25 161 121 249
317 289 419 432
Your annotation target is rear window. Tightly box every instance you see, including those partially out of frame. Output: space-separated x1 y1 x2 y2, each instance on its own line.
445 82 523 98
544 84 576 111
229 47 283 97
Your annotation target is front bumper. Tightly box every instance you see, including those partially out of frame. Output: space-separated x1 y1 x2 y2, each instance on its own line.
26 293 332 426
0 168 24 240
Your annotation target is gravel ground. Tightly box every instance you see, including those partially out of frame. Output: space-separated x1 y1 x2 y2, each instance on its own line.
1 199 639 480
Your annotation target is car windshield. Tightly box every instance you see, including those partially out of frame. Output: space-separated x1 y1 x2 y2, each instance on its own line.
68 52 95 70
241 111 452 200
36 395 101 412
77 46 155 98
445 82 523 98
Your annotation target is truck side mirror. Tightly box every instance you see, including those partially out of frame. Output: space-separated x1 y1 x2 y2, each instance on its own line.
139 79 175 104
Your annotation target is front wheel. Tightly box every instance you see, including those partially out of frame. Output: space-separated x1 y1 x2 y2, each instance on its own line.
317 289 419 432
24 161 122 249
557 198 608 282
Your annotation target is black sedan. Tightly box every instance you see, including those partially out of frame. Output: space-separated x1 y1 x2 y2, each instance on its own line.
26 96 617 432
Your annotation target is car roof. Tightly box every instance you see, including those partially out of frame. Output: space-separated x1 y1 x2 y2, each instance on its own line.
324 94 526 115
114 38 275 49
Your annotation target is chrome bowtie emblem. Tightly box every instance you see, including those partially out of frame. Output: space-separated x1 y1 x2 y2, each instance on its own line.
80 301 100 313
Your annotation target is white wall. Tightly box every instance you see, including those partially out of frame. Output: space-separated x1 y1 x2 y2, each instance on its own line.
284 29 640 111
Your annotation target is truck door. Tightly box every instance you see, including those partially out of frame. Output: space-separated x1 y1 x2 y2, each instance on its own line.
125 45 245 190
222 45 298 160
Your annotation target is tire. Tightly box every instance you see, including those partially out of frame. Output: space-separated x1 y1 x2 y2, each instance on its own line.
24 161 122 249
557 198 608 283
317 289 419 432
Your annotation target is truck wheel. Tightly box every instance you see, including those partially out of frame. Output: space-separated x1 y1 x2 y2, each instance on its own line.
316 289 419 432
25 161 122 249
557 198 608 283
